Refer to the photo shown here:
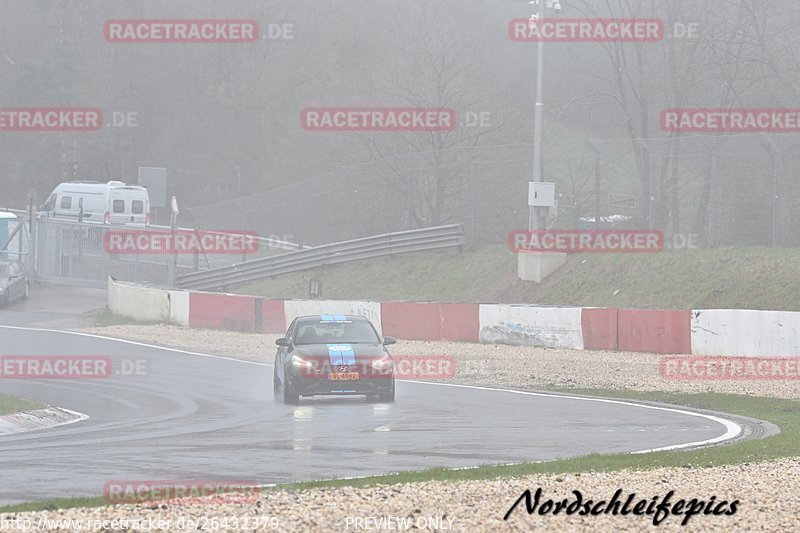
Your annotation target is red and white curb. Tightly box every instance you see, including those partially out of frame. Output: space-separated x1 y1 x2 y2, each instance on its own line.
0 406 89 436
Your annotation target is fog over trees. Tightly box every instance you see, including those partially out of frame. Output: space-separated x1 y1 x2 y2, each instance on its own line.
2 0 800 245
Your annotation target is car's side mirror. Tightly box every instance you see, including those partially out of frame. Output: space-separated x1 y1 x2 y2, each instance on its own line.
383 336 397 346
275 338 290 347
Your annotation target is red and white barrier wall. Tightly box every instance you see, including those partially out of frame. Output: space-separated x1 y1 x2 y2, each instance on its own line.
284 300 382 335
479 305 584 349
108 279 171 323
618 309 691 355
690 309 800 357
381 302 479 342
108 278 800 357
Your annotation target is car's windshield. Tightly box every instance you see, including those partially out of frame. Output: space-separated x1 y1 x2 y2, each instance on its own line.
294 320 380 345
0 264 9 277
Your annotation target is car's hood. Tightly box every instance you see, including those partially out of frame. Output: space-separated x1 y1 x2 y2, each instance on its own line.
294 343 388 359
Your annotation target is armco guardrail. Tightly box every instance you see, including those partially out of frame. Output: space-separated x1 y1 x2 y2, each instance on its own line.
0 208 29 217
175 224 466 291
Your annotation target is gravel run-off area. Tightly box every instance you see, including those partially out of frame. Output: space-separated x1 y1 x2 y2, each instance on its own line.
1 323 797 532
75 324 800 399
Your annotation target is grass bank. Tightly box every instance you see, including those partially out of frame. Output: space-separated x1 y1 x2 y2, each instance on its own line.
235 246 800 310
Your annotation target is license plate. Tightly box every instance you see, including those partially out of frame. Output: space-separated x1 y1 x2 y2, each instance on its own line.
330 372 360 381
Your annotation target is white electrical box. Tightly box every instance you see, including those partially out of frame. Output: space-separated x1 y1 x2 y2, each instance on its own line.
528 182 556 207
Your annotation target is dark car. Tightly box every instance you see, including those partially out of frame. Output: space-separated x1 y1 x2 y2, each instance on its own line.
0 260 30 306
273 315 396 404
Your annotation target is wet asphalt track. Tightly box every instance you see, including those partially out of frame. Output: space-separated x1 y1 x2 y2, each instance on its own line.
0 323 740 506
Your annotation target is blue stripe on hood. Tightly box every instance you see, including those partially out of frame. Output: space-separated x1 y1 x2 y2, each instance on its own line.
327 344 356 366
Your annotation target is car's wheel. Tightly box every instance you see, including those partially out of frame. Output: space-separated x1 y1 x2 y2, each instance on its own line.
378 389 396 403
370 379 395 403
273 367 281 402
23 282 30 300
281 368 300 405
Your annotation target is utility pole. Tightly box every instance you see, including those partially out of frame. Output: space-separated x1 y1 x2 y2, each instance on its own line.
759 134 780 247
169 196 179 288
529 0 562 230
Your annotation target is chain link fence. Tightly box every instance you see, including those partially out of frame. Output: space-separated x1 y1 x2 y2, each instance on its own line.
34 220 172 288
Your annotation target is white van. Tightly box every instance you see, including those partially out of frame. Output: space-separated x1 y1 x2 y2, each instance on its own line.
41 181 151 226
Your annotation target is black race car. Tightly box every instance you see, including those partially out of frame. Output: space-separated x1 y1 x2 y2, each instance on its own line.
273 315 396 404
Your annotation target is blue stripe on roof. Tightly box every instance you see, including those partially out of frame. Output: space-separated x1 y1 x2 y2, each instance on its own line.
320 314 349 323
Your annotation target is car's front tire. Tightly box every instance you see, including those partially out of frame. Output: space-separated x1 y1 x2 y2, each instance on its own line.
279 366 300 405
378 389 396 403
273 367 281 402
369 378 395 403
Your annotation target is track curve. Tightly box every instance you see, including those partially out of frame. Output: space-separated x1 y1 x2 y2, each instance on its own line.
0 326 740 506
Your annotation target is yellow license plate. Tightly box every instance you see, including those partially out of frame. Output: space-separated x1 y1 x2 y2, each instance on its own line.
330 373 360 381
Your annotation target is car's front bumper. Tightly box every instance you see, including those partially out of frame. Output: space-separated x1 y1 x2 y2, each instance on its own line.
288 370 394 396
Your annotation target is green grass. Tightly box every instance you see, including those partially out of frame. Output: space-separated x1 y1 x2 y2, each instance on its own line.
0 394 44 416
1 389 797 513
87 308 158 327
236 245 800 310
0 497 104 514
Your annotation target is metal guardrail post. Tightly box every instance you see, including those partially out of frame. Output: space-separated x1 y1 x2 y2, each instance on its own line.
168 212 177 288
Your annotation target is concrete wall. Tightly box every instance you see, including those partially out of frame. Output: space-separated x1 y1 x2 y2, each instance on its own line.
107 278 800 358
692 309 800 357
167 290 190 326
618 309 691 354
188 292 257 332
479 304 584 349
108 277 170 323
283 300 383 335
581 308 618 351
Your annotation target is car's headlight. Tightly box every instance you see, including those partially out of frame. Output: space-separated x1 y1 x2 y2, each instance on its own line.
371 356 393 372
291 355 315 369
